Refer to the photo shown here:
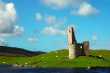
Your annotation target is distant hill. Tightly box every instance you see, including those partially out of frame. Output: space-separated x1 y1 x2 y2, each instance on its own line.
0 46 46 56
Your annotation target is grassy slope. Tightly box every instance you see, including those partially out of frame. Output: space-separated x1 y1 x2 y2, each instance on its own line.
0 49 110 68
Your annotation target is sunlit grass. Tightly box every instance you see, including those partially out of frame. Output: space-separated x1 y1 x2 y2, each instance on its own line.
0 49 110 68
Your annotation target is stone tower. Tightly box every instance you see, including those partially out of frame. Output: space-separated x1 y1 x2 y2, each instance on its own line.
67 27 77 59
82 41 90 56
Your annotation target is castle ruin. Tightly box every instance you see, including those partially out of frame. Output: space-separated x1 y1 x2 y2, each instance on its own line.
67 27 90 59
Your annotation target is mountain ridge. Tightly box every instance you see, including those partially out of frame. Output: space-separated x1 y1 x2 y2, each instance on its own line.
0 46 46 56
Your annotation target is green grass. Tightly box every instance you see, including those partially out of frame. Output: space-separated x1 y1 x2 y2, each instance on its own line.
0 49 110 68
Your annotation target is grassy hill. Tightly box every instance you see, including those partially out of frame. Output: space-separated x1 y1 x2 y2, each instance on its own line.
0 49 110 68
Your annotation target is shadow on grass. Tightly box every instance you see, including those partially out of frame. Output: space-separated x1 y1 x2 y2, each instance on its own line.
88 55 110 62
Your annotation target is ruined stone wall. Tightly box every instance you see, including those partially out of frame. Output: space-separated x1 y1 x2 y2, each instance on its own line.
82 41 90 56
76 43 84 56
76 42 90 56
67 26 90 59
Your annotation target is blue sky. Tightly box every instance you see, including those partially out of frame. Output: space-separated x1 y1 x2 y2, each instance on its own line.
0 0 110 52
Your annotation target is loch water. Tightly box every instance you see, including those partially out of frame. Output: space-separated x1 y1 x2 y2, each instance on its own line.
0 64 109 73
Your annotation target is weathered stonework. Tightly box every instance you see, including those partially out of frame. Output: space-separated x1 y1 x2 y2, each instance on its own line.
67 27 76 45
67 26 90 59
67 27 76 59
82 41 90 56
68 44 76 59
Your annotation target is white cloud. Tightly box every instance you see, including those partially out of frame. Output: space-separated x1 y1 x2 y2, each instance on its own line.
43 0 71 9
0 38 7 46
28 37 38 44
35 13 66 36
13 25 24 36
45 15 66 28
0 1 23 37
43 26 65 35
45 15 56 25
6 2 16 21
35 13 66 27
36 12 43 21
0 1 16 34
43 0 99 16
43 0 84 9
0 25 24 37
76 2 98 16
